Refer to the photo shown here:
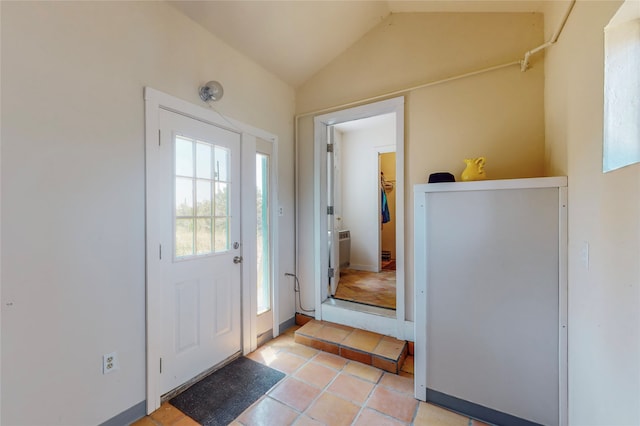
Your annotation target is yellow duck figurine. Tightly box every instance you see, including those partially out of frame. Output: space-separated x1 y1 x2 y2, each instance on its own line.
461 157 487 181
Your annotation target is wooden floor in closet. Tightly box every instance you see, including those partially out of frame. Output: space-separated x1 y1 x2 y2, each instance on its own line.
333 268 396 310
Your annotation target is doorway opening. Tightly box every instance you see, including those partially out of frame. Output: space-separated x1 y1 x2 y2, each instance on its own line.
329 115 397 311
313 96 406 338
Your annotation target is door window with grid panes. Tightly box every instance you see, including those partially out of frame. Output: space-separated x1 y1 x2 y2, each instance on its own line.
175 135 231 258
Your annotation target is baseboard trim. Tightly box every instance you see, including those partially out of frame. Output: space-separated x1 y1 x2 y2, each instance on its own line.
279 316 296 334
257 329 274 347
99 400 146 426
349 264 378 272
426 389 543 426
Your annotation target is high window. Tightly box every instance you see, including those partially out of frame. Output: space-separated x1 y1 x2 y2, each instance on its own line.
603 1 640 172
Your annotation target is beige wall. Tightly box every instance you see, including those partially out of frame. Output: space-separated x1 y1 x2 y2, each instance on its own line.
544 1 640 424
296 12 546 321
0 2 295 424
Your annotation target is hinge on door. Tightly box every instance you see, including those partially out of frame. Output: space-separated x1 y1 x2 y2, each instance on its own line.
328 268 335 278
159 244 162 260
327 206 334 215
160 358 162 374
158 130 161 146
326 144 334 153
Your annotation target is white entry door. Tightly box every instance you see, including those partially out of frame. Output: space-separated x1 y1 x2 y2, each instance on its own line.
155 109 242 395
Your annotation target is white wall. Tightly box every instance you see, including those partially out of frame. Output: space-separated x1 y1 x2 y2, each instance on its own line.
544 1 640 424
296 12 545 321
0 2 295 424
339 117 395 271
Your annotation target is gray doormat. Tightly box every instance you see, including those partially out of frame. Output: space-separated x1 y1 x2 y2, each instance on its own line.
169 356 285 426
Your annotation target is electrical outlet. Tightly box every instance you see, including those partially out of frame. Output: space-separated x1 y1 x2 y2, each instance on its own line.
279 206 284 216
103 352 119 374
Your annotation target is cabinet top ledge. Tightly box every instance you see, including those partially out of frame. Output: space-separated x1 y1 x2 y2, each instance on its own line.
414 176 567 193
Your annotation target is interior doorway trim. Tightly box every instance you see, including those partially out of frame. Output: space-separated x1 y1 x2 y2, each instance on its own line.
143 87 278 414
313 96 405 339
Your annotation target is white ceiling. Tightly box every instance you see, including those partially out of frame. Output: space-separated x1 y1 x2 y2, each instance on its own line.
169 1 549 88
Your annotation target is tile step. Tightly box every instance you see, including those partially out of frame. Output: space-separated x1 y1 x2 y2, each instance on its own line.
294 320 408 374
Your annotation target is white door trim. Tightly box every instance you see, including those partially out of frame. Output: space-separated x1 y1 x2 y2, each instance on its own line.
144 87 278 414
240 135 280 354
240 135 258 354
255 138 278 339
312 96 406 339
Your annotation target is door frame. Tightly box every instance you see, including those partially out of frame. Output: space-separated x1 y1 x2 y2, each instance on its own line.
254 138 278 338
313 96 407 339
144 87 278 413
240 135 279 352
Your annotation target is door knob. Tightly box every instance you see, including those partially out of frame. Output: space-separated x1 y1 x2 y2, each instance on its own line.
233 256 243 264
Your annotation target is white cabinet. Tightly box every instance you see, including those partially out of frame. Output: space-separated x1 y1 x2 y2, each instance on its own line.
414 177 567 426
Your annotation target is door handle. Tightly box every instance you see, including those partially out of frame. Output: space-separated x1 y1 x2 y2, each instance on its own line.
233 256 243 264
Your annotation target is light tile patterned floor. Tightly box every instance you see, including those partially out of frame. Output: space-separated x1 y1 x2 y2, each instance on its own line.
133 326 489 426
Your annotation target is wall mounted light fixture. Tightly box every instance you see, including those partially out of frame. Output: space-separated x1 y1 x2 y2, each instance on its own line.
199 80 224 102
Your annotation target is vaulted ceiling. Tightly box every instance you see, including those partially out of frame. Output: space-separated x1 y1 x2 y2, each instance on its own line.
169 1 549 88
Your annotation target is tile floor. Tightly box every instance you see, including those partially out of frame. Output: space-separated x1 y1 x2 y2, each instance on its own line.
133 326 489 426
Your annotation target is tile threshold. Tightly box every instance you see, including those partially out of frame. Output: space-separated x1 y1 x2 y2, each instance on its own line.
294 320 408 374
